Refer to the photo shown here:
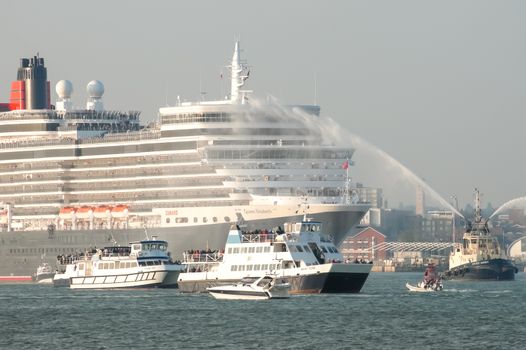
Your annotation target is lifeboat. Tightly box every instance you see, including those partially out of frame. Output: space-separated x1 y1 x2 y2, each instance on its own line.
93 205 112 218
111 205 129 218
75 206 93 219
59 206 76 219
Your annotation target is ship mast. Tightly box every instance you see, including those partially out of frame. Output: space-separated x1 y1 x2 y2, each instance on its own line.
229 41 250 104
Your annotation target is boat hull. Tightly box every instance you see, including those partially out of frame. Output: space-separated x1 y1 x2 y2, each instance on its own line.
178 263 372 294
442 258 518 281
69 270 181 290
405 282 440 292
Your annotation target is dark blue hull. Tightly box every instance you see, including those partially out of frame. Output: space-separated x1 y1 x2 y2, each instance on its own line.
179 271 371 294
442 258 518 281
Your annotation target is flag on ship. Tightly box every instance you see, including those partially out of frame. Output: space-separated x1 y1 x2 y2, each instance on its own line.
341 160 349 169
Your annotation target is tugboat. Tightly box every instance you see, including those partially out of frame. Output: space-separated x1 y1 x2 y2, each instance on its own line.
406 263 443 292
441 189 518 281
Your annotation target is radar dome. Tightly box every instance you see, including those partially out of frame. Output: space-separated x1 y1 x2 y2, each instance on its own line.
55 80 73 99
87 80 105 98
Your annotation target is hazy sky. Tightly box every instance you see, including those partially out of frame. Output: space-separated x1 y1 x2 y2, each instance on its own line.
1 1 525 210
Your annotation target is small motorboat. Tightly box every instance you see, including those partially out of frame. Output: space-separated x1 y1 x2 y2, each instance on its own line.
207 275 291 300
406 263 443 292
32 262 55 284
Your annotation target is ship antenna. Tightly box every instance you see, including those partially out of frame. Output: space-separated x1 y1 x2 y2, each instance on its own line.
143 224 150 240
474 188 482 223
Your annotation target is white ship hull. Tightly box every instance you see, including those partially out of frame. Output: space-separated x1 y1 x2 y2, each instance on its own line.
69 268 179 290
1 203 367 277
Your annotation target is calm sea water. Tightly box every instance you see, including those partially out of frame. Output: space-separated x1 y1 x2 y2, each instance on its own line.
0 272 524 350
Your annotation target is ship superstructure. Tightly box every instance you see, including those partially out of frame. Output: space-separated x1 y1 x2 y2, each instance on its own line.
0 44 370 276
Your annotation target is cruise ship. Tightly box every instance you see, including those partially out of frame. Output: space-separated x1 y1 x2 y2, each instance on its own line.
0 43 370 276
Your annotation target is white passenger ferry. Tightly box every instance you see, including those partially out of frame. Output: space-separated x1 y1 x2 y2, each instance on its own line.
0 43 371 277
53 238 183 289
178 219 372 294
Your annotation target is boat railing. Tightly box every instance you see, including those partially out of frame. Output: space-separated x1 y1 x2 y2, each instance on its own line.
241 233 277 243
182 251 224 263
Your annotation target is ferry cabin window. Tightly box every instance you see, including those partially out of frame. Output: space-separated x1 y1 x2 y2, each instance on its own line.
303 245 311 252
263 247 271 253
241 247 248 254
239 265 245 271
321 246 328 253
131 262 137 267
246 264 253 271
166 218 170 224
224 216 231 222
227 248 232 254
248 247 255 253
231 265 238 271
233 248 240 254
254 264 261 270
79 264 84 271
133 245 141 251
256 247 263 253
296 245 304 252
213 217 218 223
194 217 198 223
203 217 208 223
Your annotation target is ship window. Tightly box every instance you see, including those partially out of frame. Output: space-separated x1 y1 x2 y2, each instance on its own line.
224 216 231 222
303 245 310 252
176 217 188 223
203 217 208 223
246 264 253 271
239 265 245 271
248 247 255 253
79 264 84 271
254 264 260 270
166 218 170 224
109 263 114 269
131 262 137 267
262 264 269 270
321 246 328 253
256 247 263 253
241 247 248 254
231 265 238 271
288 245 296 252
233 248 239 254
194 217 198 223
213 217 218 223
264 247 271 253
296 245 304 252
227 248 232 254
333 247 339 253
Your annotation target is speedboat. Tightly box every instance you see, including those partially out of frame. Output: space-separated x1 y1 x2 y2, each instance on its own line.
406 263 443 292
53 237 184 289
207 275 291 300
